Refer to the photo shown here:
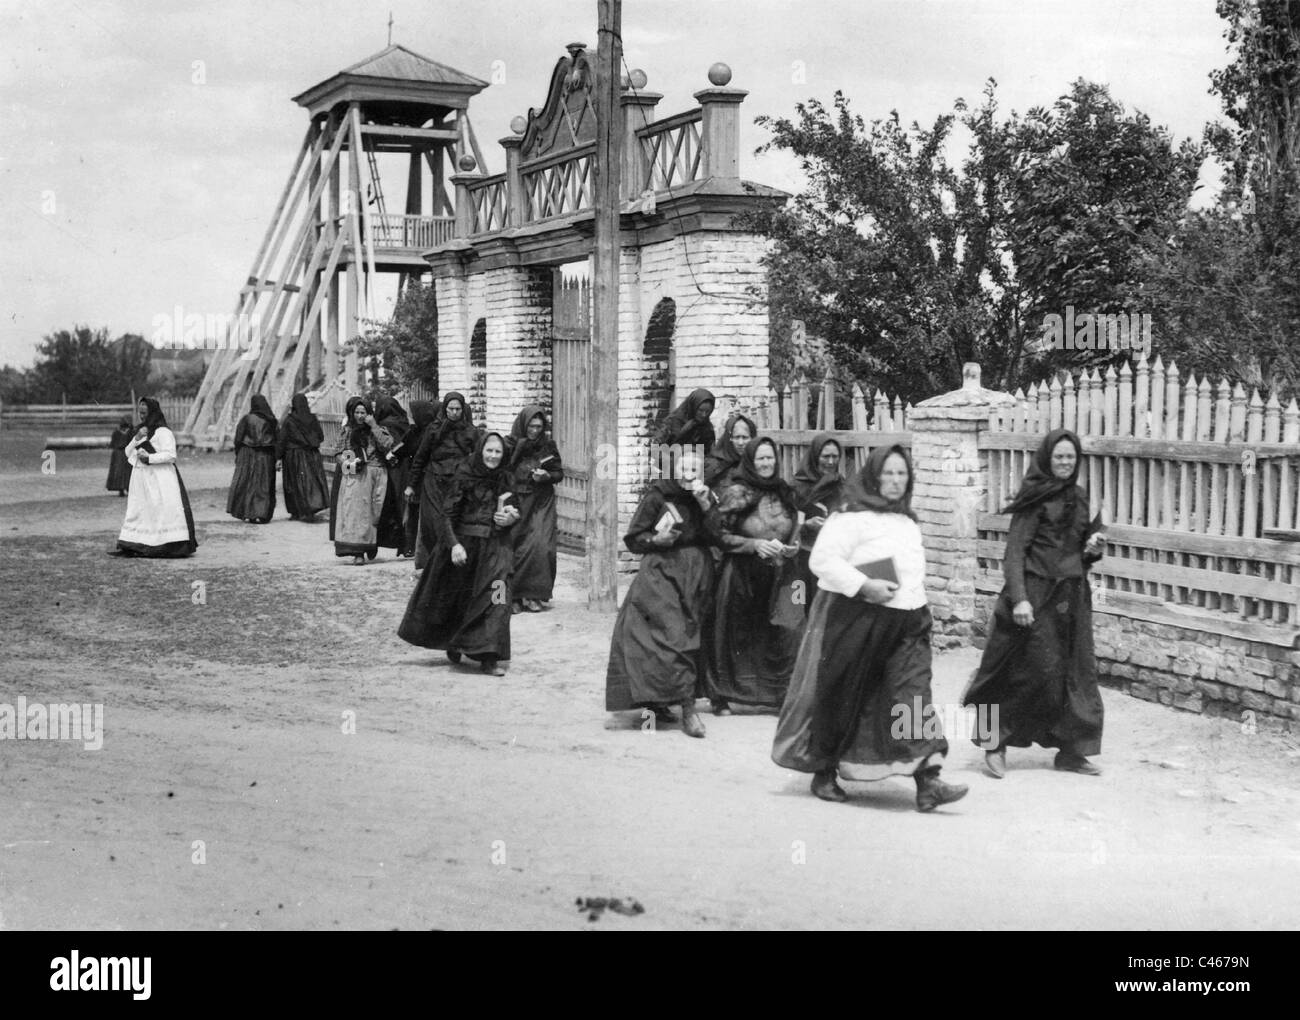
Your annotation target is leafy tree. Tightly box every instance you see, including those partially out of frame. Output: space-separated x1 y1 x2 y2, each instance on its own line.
747 80 1203 403
29 326 152 403
348 281 440 397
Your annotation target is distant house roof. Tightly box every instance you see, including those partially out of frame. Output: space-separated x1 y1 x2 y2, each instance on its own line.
292 45 488 115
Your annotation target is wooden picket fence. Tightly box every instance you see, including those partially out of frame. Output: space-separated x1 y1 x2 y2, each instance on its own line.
751 375 912 478
978 354 1300 643
1 398 194 430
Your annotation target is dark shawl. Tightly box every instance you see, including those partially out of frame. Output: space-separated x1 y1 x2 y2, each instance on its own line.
792 433 846 512
110 418 133 450
279 393 324 452
652 387 716 454
249 394 278 431
1002 428 1084 515
842 444 917 521
704 412 756 486
374 396 410 443
410 399 441 435
507 404 558 469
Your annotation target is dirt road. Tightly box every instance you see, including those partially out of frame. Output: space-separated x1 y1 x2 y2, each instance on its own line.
1 437 1298 929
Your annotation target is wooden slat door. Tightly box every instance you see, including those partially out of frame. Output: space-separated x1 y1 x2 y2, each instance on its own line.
552 271 591 547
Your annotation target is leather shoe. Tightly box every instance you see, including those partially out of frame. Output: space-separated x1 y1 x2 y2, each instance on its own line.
915 767 969 812
811 769 847 802
681 710 706 738
985 747 1007 779
1054 752 1101 776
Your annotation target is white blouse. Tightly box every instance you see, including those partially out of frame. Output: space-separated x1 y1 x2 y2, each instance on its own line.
807 509 928 610
126 427 178 466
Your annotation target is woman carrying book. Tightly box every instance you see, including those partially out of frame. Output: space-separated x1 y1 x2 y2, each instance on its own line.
398 431 520 675
791 432 847 617
114 397 198 558
505 404 563 613
961 428 1105 778
772 444 967 811
605 446 721 737
707 436 804 714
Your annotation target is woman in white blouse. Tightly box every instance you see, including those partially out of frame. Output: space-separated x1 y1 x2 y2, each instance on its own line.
772 444 967 812
114 397 197 557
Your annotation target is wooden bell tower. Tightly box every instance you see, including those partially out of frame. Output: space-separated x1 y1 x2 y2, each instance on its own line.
184 45 489 447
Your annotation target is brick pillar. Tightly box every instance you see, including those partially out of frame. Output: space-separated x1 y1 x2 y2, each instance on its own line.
616 245 646 571
907 363 1016 647
434 269 470 399
483 266 552 433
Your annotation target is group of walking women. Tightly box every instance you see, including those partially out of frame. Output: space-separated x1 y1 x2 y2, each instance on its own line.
605 390 1106 813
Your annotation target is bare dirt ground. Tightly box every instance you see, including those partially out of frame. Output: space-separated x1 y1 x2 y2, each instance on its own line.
2 430 1299 930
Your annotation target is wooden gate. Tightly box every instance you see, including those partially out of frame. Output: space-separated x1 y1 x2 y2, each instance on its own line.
551 271 591 548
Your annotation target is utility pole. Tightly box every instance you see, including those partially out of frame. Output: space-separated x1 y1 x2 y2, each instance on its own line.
588 0 621 610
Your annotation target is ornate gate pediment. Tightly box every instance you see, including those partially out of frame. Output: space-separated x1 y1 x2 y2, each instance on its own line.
520 43 601 161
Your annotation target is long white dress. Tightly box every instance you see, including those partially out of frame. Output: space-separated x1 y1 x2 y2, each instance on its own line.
117 427 197 556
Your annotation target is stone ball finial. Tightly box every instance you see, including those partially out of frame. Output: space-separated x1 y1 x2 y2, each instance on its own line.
707 62 732 86
510 115 527 135
457 153 477 172
629 68 648 89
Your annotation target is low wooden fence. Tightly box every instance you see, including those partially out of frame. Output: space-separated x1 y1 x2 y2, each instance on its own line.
1 398 194 430
976 355 1300 645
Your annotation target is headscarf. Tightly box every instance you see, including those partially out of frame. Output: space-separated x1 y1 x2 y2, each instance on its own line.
792 432 845 511
843 444 917 521
704 411 755 486
281 392 324 449
410 400 441 435
117 416 132 431
288 392 317 427
1001 428 1084 516
507 404 551 467
435 391 473 442
139 397 167 439
463 430 510 484
654 387 717 453
734 436 796 501
249 394 277 428
344 396 374 459
373 395 410 447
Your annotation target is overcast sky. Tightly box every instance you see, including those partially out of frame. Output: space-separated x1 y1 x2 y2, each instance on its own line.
0 0 1229 368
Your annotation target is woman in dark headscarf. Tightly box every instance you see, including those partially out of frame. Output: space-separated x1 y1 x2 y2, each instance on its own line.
372 395 413 556
606 446 721 737
398 431 520 675
405 391 479 570
401 399 441 557
707 436 804 714
226 394 278 523
772 445 968 812
791 433 847 617
276 392 329 520
106 416 133 496
962 428 1105 778
114 397 197 558
329 396 395 564
505 404 563 613
651 388 716 456
703 411 755 488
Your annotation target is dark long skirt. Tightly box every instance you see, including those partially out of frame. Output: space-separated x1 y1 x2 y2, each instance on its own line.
707 554 801 708
226 447 276 522
512 486 558 601
773 590 945 780
106 449 131 492
282 448 329 518
413 475 446 570
376 462 409 553
398 534 512 660
606 545 714 710
117 468 198 558
962 574 1103 756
